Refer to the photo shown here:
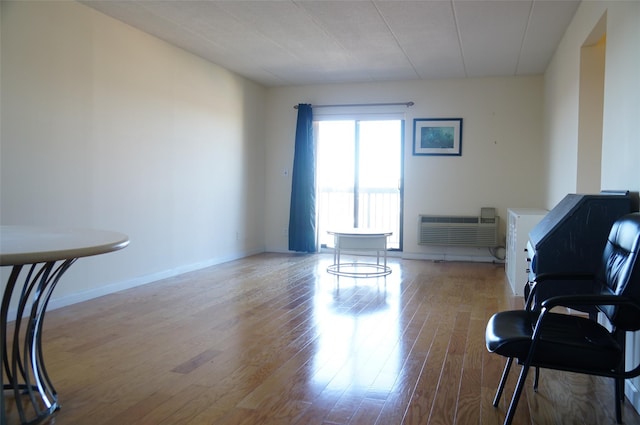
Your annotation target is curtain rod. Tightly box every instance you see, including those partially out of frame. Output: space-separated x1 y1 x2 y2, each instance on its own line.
293 101 414 109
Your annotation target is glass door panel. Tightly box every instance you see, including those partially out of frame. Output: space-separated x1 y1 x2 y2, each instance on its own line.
317 119 402 250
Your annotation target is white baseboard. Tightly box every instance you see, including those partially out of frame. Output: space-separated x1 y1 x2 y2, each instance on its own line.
402 251 502 263
626 380 640 414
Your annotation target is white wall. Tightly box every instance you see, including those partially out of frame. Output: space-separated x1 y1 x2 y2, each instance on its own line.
543 0 640 411
576 35 605 194
0 1 267 308
600 4 640 194
543 1 639 207
264 77 545 260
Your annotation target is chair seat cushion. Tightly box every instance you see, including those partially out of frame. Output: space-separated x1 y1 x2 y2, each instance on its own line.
486 310 622 372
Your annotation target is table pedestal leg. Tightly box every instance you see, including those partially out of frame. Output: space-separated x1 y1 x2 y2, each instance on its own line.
2 259 75 424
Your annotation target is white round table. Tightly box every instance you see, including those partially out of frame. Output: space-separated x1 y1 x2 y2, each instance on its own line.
1 226 129 425
327 229 392 277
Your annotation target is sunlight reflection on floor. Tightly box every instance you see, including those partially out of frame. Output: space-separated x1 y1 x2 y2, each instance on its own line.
311 256 404 395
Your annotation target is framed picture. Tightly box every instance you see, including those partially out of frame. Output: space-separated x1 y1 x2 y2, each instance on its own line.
413 118 463 156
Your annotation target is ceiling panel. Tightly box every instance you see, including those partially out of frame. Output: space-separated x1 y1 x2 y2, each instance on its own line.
517 0 582 73
376 1 466 79
454 0 533 77
81 0 581 86
298 1 418 81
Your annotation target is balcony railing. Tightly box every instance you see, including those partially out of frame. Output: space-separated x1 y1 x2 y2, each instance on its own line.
317 187 401 249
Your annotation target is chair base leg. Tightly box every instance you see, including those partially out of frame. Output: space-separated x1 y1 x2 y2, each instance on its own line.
504 363 530 425
494 361 625 425
615 378 623 424
493 358 514 407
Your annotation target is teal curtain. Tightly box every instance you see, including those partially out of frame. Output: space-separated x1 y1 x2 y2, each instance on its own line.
288 104 317 252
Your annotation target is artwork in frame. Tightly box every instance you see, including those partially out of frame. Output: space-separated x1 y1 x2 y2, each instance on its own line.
413 118 463 156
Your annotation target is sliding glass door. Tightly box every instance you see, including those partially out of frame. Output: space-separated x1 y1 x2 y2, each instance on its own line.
316 119 403 250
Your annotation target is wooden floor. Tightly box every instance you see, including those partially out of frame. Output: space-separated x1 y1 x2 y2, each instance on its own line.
6 253 640 424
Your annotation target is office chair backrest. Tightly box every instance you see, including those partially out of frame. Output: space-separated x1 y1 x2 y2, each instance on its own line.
597 213 640 330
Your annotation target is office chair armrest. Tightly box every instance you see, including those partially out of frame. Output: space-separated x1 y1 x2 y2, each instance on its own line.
525 273 597 312
530 294 634 345
540 294 638 311
529 273 596 296
522 295 640 377
533 272 596 282
541 293 640 327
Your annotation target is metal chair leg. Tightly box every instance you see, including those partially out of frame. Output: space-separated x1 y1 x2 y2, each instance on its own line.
615 377 623 424
493 357 513 407
614 332 625 424
533 366 540 391
504 363 530 425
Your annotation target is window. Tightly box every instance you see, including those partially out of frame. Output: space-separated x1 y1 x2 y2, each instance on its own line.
316 118 403 250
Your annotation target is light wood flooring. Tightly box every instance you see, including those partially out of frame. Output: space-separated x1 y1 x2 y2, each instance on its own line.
6 253 640 424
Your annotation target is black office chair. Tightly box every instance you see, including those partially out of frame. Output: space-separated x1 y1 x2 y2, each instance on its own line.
486 212 640 425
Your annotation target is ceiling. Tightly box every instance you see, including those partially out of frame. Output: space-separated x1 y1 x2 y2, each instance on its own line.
81 0 581 87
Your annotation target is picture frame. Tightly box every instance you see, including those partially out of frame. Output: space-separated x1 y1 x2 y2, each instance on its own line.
413 118 463 156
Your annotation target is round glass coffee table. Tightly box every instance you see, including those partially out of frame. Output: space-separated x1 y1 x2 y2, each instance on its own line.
327 229 392 277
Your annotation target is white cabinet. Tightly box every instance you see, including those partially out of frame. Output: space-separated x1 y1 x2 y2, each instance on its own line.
506 208 547 295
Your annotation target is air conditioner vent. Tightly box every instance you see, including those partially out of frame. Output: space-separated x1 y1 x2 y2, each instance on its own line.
418 212 499 247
